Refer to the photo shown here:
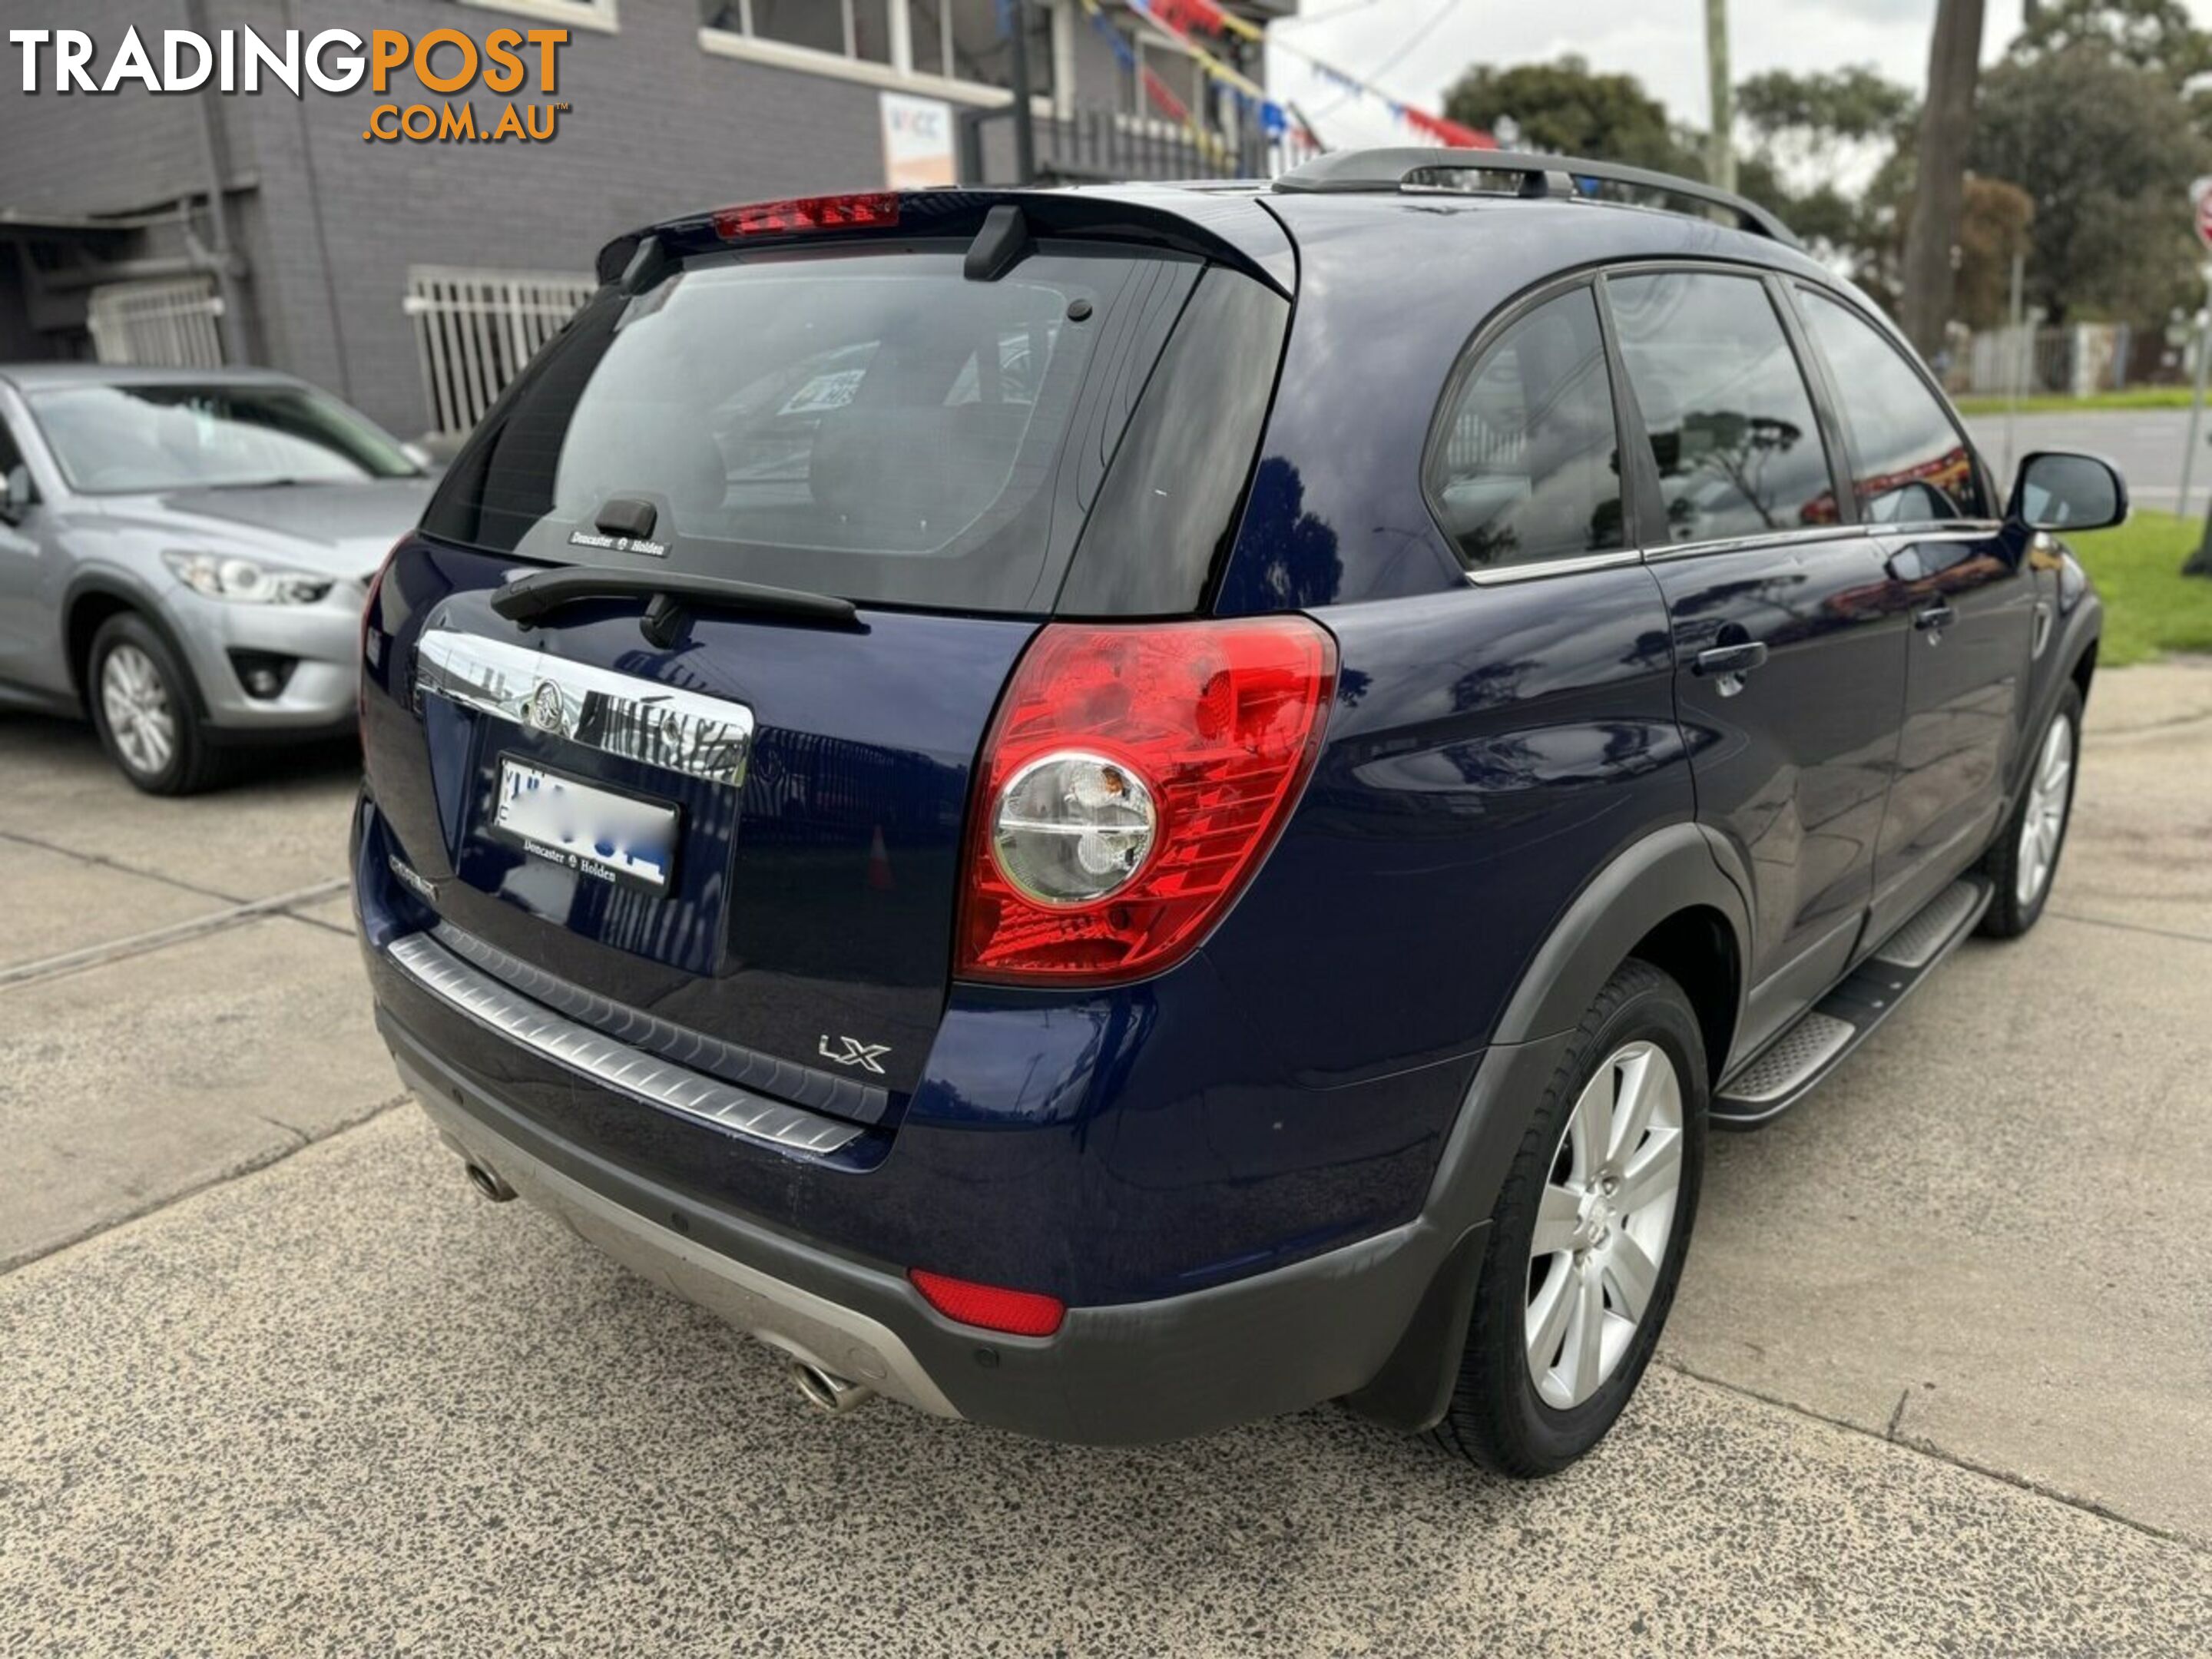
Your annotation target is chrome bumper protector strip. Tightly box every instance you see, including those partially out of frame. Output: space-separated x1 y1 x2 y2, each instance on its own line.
386 932 864 1156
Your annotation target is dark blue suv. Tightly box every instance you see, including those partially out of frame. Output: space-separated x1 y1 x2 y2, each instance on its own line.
354 151 2120 1473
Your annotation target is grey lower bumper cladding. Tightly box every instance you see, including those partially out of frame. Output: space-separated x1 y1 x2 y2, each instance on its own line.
374 1005 1476 1445
406 1059 957 1418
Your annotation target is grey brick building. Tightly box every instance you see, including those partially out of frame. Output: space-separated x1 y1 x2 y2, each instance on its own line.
0 0 1292 440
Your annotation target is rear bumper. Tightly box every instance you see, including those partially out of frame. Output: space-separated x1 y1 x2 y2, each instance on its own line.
379 1011 1483 1445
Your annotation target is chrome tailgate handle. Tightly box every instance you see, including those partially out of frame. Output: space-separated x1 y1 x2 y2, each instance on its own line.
414 627 754 786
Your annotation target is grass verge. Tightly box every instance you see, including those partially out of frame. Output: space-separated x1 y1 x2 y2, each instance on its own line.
2068 510 2212 666
1952 388 2199 416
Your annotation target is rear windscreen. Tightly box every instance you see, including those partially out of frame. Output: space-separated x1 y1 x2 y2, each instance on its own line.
420 243 1280 615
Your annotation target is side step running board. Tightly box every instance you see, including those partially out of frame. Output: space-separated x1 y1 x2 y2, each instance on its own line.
1714 876 1992 1128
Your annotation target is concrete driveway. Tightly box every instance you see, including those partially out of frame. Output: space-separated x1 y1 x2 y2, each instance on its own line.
3 663 2210 1656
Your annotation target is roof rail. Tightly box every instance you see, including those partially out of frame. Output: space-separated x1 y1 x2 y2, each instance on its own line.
1270 147 1800 247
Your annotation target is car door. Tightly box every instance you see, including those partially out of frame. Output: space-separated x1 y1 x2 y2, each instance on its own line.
1789 285 2032 942
1605 267 1913 1054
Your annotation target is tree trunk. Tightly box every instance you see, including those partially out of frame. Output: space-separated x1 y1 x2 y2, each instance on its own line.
1899 0 1988 359
2187 515 2212 577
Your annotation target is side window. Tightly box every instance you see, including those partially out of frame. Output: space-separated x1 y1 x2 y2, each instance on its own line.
1797 288 1988 522
1607 271 1836 545
0 414 22 477
1426 286 1625 572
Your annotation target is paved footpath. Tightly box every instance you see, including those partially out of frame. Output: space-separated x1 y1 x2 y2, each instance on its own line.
2 666 2209 1657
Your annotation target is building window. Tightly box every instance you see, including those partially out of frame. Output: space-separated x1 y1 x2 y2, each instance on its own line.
457 0 619 34
700 0 1050 94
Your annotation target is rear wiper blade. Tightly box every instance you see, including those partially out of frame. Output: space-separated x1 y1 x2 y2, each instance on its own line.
490 564 860 647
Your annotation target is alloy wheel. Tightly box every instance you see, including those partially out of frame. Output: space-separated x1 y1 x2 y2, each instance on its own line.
1525 1040 1685 1411
100 643 177 779
2015 716 2074 909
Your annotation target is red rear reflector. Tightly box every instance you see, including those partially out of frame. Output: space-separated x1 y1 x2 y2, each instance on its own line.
957 618 1336 985
712 193 900 238
908 1269 1066 1337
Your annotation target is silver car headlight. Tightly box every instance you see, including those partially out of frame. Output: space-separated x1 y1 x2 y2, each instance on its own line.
163 551 334 606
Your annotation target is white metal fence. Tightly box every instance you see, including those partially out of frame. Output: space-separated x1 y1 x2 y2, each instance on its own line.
86 276 226 369
1956 322 2131 399
402 267 595 439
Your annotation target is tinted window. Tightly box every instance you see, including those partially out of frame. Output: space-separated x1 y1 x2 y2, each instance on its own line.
1058 273 1288 613
0 415 21 476
1608 271 1836 544
26 382 417 495
1798 288 1986 522
421 248 1271 616
1426 286 1624 571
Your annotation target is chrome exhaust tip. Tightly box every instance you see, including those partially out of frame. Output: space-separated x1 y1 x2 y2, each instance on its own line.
790 1359 873 1416
464 1161 517 1203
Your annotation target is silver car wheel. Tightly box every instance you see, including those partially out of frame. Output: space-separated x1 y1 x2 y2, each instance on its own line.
2015 714 2074 909
1525 1039 1685 1411
100 643 177 779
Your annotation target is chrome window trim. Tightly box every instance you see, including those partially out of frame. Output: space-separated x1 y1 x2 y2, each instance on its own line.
1465 548 1646 586
414 626 753 786
1638 524 1868 563
388 932 866 1157
1869 521 2006 543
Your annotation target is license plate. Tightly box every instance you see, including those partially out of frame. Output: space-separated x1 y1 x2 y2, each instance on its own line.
490 758 677 895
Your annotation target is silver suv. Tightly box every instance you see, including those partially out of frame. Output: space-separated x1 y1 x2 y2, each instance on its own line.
0 365 432 793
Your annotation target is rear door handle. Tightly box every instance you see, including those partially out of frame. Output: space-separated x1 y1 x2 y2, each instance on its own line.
1915 602 1957 632
1693 641 1770 677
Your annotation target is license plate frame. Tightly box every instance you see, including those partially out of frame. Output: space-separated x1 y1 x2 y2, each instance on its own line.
488 755 680 896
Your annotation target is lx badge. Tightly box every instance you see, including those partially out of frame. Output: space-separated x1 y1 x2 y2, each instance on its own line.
818 1035 891 1075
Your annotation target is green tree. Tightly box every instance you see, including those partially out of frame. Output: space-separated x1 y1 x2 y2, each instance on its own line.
1972 46 2210 323
1733 66 1918 279
1442 55 1696 173
2008 0 2212 81
1736 66 1918 164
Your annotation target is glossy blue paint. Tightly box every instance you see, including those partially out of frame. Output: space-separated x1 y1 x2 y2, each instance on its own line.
356 180 2101 1321
363 534 1036 1098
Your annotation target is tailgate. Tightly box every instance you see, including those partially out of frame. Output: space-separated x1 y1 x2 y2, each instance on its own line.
366 544 1032 1104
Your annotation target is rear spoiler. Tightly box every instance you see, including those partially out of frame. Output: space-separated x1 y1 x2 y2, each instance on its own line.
594 187 1295 300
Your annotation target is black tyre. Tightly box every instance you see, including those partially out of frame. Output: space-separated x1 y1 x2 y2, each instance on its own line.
85 612 230 796
1431 960 1707 1475
1976 683 2081 940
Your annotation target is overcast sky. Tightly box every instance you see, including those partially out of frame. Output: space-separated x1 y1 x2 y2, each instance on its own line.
1266 0 2212 149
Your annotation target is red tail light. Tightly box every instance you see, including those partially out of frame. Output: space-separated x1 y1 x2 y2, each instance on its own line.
909 1269 1066 1337
956 618 1336 985
712 193 900 239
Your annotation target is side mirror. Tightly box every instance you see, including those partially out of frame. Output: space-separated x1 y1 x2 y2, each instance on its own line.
2008 451 2127 534
0 464 34 526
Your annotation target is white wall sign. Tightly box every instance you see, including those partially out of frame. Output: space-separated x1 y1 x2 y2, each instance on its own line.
881 91 955 190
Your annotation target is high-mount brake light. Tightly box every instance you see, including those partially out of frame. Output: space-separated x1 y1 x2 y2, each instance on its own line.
957 618 1336 985
711 193 901 239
